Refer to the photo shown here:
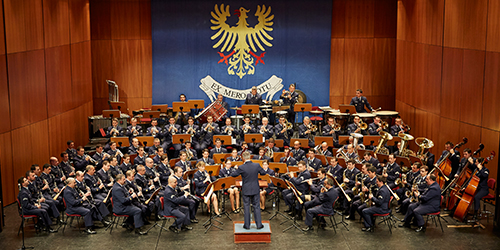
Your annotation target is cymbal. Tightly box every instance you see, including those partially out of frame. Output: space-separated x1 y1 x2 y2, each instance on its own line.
261 109 273 112
309 110 323 114
230 107 241 110
259 105 272 108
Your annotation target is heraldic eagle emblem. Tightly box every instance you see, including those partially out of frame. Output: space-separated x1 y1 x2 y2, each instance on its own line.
211 4 274 79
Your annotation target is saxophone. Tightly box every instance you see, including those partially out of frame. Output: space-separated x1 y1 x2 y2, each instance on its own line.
339 170 347 189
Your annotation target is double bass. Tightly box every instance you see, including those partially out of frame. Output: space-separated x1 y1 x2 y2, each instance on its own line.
453 152 495 221
431 138 467 188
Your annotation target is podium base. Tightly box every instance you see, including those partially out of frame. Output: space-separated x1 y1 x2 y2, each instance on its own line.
233 221 271 244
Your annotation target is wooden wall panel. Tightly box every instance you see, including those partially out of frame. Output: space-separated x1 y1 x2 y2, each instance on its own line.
112 40 142 98
11 126 33 186
438 117 461 151
91 40 113 100
7 53 30 129
331 0 346 38
458 122 482 154
440 47 462 120
482 51 500 131
141 40 152 98
374 0 397 38
43 0 70 48
30 120 50 167
25 0 44 51
444 0 466 48
486 0 500 52
4 0 27 53
460 50 484 126
462 0 487 50
329 38 345 98
421 0 445 46
26 50 48 123
0 1 5 55
0 56 10 134
110 0 141 40
46 45 73 117
70 0 91 43
413 109 440 155
0 132 14 204
481 128 500 185
90 0 111 40
345 0 374 38
372 38 396 96
421 44 442 115
139 0 152 40
345 39 373 94
71 41 92 106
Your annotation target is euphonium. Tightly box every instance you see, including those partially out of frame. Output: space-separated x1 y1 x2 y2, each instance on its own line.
380 121 389 130
358 120 368 130
398 132 415 157
374 131 393 155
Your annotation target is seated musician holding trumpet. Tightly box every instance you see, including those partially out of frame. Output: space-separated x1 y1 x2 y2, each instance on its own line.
106 118 123 138
92 145 110 170
147 138 162 156
279 147 297 166
298 116 316 148
302 177 338 232
368 116 388 135
390 117 410 136
200 115 220 152
183 117 201 155
239 116 255 152
125 117 143 143
146 118 162 143
275 115 293 147
257 117 274 149
282 161 311 220
193 161 220 216
219 160 240 213
221 117 238 148
259 160 276 210
164 116 182 158
345 164 377 221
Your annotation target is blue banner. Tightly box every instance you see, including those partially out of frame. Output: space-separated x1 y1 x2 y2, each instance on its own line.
152 0 332 110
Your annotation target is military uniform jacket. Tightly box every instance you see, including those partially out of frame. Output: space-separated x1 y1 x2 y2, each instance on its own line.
306 157 323 172
347 123 368 136
96 169 112 186
350 96 373 113
221 125 238 138
63 186 87 214
163 123 181 142
298 124 314 139
175 160 192 171
253 155 270 161
119 162 133 174
284 170 311 194
344 168 360 189
18 187 38 213
163 185 186 215
368 122 382 135
385 163 401 184
134 174 154 197
128 145 140 155
106 125 123 137
372 184 391 212
417 182 441 212
257 124 274 139
134 155 146 167
183 124 200 142
197 157 215 165
280 91 299 107
50 165 65 187
40 172 56 195
111 182 134 214
146 126 162 139
275 123 293 142
74 154 89 172
157 163 172 186
439 150 461 171
310 177 327 196
59 161 73 178
193 170 216 196
291 148 306 162
230 160 268 196
245 93 263 105
219 167 236 178
322 124 339 140
210 147 228 158
84 173 105 195
317 187 338 215
239 123 255 135
109 165 123 179
327 164 344 183
279 156 297 166
476 166 490 189
390 125 404 137
126 125 143 138
201 123 220 144
363 157 380 169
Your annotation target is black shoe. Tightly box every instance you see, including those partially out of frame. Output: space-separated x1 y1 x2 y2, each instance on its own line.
361 227 373 232
242 226 250 230
284 208 292 213
257 225 264 230
47 227 58 233
135 229 147 235
295 215 303 221
86 228 96 234
102 220 112 227
190 219 199 223
215 214 222 218
169 226 180 233
122 223 133 230
233 210 240 214
415 226 426 232
181 225 193 231
302 226 313 232
398 223 411 228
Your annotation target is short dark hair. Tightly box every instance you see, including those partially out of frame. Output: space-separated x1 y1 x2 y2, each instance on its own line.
463 148 471 154
30 164 39 171
429 174 437 181
60 152 68 158
318 168 326 174
18 176 25 185
364 151 372 156
42 164 51 171
377 175 386 183
367 165 377 173
67 140 73 146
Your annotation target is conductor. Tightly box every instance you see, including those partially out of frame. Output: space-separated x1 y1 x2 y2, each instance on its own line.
231 151 267 230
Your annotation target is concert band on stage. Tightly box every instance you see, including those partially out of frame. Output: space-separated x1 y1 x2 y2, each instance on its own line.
16 87 492 236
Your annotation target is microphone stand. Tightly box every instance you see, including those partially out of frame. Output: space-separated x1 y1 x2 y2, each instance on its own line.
18 184 34 250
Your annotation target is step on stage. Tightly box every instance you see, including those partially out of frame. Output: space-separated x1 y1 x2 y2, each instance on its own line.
233 221 271 244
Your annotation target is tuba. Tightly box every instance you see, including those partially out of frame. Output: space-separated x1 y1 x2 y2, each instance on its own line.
398 132 415 157
351 132 365 150
415 137 434 165
374 131 393 155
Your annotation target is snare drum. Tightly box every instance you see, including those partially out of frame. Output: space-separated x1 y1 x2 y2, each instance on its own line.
230 115 243 128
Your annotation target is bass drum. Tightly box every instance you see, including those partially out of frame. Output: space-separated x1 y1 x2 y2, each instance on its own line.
295 89 307 103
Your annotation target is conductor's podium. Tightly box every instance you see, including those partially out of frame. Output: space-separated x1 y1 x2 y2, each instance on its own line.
233 221 271 243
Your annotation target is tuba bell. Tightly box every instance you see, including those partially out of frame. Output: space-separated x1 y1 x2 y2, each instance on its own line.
398 132 415 157
374 131 393 155
351 132 365 150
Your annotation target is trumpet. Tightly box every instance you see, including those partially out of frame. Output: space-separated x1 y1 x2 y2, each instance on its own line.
84 154 98 165
111 127 120 137
186 125 196 136
260 125 267 134
243 124 251 133
206 123 214 133
168 124 177 135
151 127 158 136
224 126 233 136
185 148 193 161
131 126 139 136
115 149 124 158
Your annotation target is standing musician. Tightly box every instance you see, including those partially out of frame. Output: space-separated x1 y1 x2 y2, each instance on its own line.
197 149 215 165
184 117 201 155
59 152 75 178
176 152 192 172
128 138 140 155
472 158 490 220
302 178 338 231
221 117 238 148
259 160 276 210
112 174 147 235
147 138 162 156
219 160 240 213
49 157 66 189
96 161 115 191
282 161 311 220
298 116 316 148
360 175 391 232
253 147 271 161
74 146 92 172
305 149 323 172
291 141 306 163
399 174 441 232
279 147 298 166
245 86 263 105
231 151 268 229
63 178 110 234
124 170 153 224
227 148 242 162
162 176 193 233
126 117 143 143
380 154 401 189
83 165 107 202
92 145 110 170
163 117 182 158
326 157 344 183
26 170 62 223
106 118 123 137
180 141 198 161
322 117 340 145
368 116 386 135
146 119 162 142
317 141 333 157
347 115 368 138
350 89 375 113
74 171 110 219
193 161 220 216
133 146 147 167
362 152 380 172
239 116 255 151
210 138 228 159
66 140 77 163
275 115 293 147
40 164 63 205
280 83 299 123
158 155 173 186
345 165 377 220
172 167 199 224
17 177 58 233
200 115 220 151
435 141 461 186
398 165 429 215
107 141 123 164
119 154 133 174
257 117 274 149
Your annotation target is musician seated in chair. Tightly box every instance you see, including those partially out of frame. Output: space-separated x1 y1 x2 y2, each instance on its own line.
298 116 316 148
124 170 153 224
253 147 271 161
75 171 110 218
193 161 220 216
74 146 92 172
163 117 182 158
119 154 133 174
112 174 147 235
108 156 123 179
133 146 147 167
63 178 110 234
345 165 377 220
147 138 161 156
162 176 193 233
59 152 74 178
368 116 386 135
472 158 490 221
40 164 63 206
172 167 199 223
343 163 370 213
380 154 401 189
227 148 242 162
305 149 323 172
279 147 297 166
210 138 228 159
96 161 115 191
197 149 215 165
317 141 332 157
92 145 110 171
175 152 192 172
399 174 441 232
126 117 143 143
128 138 140 155
326 157 344 183
347 115 368 140
18 176 58 233
291 141 306 162
275 115 293 147
303 168 328 209
259 160 276 210
322 117 341 147
398 165 428 215
302 177 338 231
239 116 255 152
200 115 220 152
265 138 280 158
219 160 240 213
180 141 198 161
26 170 62 224
107 141 123 164
158 155 173 186
175 93 194 124
183 117 201 156
84 166 107 201
152 146 166 165
362 152 380 172
221 117 238 149
106 118 123 138
257 117 274 149
360 175 391 232
134 165 158 204
282 161 311 220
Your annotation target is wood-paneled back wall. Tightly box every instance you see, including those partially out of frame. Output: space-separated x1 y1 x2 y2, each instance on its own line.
329 0 398 111
0 0 93 205
397 0 500 181
90 0 152 115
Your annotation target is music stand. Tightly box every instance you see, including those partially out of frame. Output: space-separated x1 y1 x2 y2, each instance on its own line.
151 104 168 113
111 137 130 148
110 101 129 115
376 153 390 164
339 105 356 115
173 102 192 127
363 135 380 147
230 161 243 167
273 152 285 163
188 100 205 111
213 135 232 146
173 134 191 145
201 182 223 233
213 153 231 164
337 157 347 167
314 136 334 148
387 136 401 147
169 158 181 168
244 133 265 145
241 105 260 115
136 136 154 147
396 156 411 169
103 109 121 118
251 159 264 167
212 177 236 220
290 138 309 149
268 176 291 221
409 155 423 165
283 180 304 232
294 103 312 124
142 111 160 119
205 165 221 178
315 154 327 166
354 163 363 171
338 136 350 145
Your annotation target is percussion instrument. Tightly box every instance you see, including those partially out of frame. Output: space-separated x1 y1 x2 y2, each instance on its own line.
196 101 228 123
230 115 243 128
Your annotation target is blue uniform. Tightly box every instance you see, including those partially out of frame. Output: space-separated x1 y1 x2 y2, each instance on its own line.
404 181 441 227
350 96 373 113
361 184 391 228
112 182 144 228
18 187 52 227
305 187 338 227
63 186 103 227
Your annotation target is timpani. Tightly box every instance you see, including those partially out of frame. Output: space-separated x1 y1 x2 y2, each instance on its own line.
376 110 399 126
